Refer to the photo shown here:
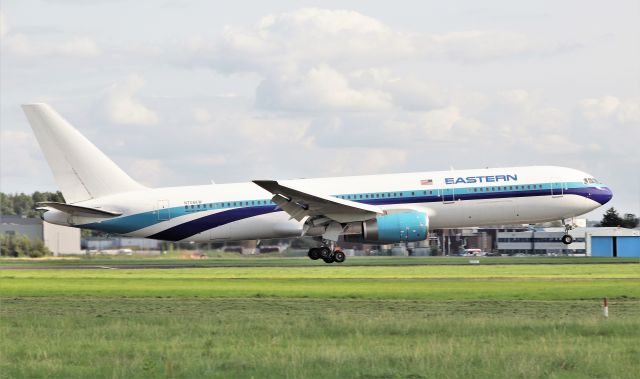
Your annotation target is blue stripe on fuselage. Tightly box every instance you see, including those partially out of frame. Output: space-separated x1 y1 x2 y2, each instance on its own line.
147 206 279 241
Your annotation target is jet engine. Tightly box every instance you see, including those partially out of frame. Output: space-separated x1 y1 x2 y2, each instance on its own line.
344 211 428 243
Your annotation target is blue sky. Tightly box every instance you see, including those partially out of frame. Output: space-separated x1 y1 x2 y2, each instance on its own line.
1 0 639 219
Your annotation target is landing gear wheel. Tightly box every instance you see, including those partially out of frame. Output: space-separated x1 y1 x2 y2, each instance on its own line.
561 234 573 245
333 251 346 263
323 256 335 264
308 248 320 260
318 246 332 260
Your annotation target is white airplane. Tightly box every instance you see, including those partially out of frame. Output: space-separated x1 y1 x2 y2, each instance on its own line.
23 103 613 263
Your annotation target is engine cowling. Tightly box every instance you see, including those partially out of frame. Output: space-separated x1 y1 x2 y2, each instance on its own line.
346 211 428 243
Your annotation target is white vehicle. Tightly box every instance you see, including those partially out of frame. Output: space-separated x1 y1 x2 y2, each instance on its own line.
23 104 613 264
462 249 485 257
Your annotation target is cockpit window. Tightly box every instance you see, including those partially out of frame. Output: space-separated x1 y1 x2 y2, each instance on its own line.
585 178 601 184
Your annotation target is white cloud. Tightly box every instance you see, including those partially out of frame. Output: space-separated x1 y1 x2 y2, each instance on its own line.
192 108 212 123
325 148 408 176
128 159 168 187
59 36 100 57
3 33 33 55
214 8 416 72
256 64 393 111
0 130 44 180
532 134 600 155
0 10 7 38
425 31 533 62
198 9 559 113
204 8 422 112
3 32 101 58
104 74 159 126
580 96 640 124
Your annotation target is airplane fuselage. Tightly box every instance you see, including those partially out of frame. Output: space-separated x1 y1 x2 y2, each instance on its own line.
45 166 612 243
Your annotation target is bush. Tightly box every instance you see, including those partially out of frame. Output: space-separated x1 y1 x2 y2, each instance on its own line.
0 234 51 257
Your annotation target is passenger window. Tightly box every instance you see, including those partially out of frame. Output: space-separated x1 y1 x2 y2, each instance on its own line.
411 192 415 196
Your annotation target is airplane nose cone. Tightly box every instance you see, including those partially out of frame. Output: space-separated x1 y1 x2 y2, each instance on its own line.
591 187 613 205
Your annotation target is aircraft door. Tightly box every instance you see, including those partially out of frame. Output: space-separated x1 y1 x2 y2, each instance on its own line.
157 200 171 220
551 183 564 198
442 188 455 203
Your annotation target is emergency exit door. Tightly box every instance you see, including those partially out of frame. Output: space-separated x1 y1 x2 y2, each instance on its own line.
157 200 170 220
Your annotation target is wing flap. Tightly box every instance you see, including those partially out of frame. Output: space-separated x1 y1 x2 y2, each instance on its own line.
253 180 383 223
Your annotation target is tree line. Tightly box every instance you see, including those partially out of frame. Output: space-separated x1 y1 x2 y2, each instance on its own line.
597 207 639 228
0 191 65 218
0 234 50 257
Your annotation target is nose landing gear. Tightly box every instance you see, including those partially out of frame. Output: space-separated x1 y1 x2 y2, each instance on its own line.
561 218 576 245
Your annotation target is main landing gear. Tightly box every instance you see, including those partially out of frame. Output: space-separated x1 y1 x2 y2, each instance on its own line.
308 246 346 264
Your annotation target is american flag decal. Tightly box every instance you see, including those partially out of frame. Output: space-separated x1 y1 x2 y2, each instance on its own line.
420 179 433 185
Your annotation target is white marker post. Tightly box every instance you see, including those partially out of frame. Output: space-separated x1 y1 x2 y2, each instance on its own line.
603 297 609 319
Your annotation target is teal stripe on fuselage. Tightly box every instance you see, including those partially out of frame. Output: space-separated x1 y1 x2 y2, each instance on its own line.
80 181 595 234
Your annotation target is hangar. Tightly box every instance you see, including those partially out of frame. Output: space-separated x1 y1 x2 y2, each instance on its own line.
0 215 81 256
587 228 640 257
497 227 640 257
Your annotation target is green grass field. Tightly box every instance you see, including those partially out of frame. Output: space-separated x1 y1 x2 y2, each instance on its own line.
2 255 638 267
1 257 639 378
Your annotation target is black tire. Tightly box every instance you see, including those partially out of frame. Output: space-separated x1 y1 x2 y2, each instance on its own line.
333 251 346 263
323 256 335 264
318 246 332 259
308 248 321 260
561 234 573 245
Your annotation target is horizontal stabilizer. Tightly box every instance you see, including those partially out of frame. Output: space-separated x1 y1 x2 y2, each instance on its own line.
38 202 122 218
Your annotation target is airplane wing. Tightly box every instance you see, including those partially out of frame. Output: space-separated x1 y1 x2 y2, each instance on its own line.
253 180 383 224
37 202 122 218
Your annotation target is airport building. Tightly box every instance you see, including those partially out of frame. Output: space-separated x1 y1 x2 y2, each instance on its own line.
497 227 640 256
0 215 81 255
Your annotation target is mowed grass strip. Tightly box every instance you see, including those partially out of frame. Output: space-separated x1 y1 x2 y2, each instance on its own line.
1 278 639 301
2 263 639 279
1 297 639 379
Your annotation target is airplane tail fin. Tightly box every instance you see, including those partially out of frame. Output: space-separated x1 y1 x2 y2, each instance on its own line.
22 103 146 204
